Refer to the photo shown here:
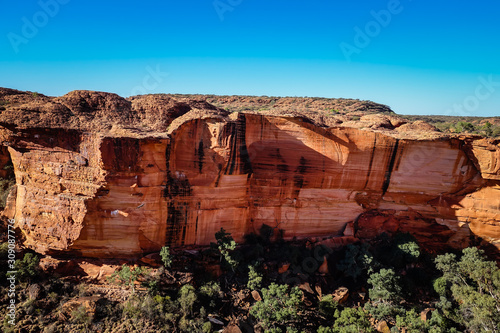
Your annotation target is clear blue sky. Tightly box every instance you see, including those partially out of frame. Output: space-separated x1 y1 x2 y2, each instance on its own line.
1 0 499 116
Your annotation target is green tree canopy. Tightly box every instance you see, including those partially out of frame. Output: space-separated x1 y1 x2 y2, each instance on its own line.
250 283 302 331
435 247 500 332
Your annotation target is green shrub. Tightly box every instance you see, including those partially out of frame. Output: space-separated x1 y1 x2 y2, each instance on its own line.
108 264 149 293
178 284 197 317
395 309 425 333
368 268 402 303
202 321 212 333
160 246 172 268
435 247 500 332
15 252 40 282
318 294 339 318
433 277 448 297
247 265 262 290
482 121 493 137
337 243 377 281
211 228 239 272
332 307 374 333
453 121 475 133
71 305 92 327
366 268 403 320
198 281 221 309
250 283 302 331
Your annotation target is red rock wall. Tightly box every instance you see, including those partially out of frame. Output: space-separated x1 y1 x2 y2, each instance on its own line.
70 138 169 257
6 130 105 253
4 115 500 257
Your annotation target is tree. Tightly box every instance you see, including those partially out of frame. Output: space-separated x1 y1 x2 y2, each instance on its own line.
318 294 339 318
365 268 403 320
211 228 239 272
389 233 421 268
435 247 500 332
337 243 378 281
160 246 172 268
396 240 420 263
109 264 148 293
368 268 402 303
198 281 221 309
71 304 92 330
247 264 262 290
15 252 39 282
327 307 375 333
178 284 197 317
250 283 302 331
454 121 475 133
482 121 493 137
395 309 426 333
433 277 448 297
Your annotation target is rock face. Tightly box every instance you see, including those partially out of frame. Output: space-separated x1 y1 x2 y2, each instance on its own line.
0 88 499 258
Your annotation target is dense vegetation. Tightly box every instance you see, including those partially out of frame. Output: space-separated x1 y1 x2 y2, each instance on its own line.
402 115 500 137
1 226 499 332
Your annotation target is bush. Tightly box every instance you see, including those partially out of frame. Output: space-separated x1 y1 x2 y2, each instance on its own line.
178 284 197 317
337 243 377 281
318 294 339 318
15 252 40 282
108 264 149 293
435 247 500 332
250 283 302 331
198 281 221 309
454 121 475 133
367 268 402 303
394 309 425 333
329 307 375 333
366 268 403 320
433 277 448 297
247 265 262 290
160 246 172 268
122 295 162 321
211 228 239 272
71 305 92 327
482 121 493 137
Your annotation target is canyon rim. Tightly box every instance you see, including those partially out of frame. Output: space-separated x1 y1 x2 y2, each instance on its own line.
0 87 499 259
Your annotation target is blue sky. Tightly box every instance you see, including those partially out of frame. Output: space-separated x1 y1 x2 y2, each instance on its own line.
1 0 499 116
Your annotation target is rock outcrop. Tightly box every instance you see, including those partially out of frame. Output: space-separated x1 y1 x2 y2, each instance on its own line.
0 88 499 258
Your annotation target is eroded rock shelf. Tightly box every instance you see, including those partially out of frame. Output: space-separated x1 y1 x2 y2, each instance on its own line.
0 88 499 257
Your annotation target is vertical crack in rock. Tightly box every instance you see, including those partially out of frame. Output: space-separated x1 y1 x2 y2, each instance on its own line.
363 136 378 189
382 139 399 195
164 139 192 246
225 113 253 175
197 140 204 173
291 156 308 198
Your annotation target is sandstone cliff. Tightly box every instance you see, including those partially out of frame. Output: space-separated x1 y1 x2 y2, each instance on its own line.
0 88 499 258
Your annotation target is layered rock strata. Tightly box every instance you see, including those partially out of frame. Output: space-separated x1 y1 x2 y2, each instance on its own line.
0 88 499 257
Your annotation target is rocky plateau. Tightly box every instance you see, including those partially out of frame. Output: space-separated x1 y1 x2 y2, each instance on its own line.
0 88 499 259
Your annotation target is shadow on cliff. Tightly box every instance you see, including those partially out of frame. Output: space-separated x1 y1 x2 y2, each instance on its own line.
8 128 83 152
235 116 367 236
244 116 360 185
165 115 362 246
